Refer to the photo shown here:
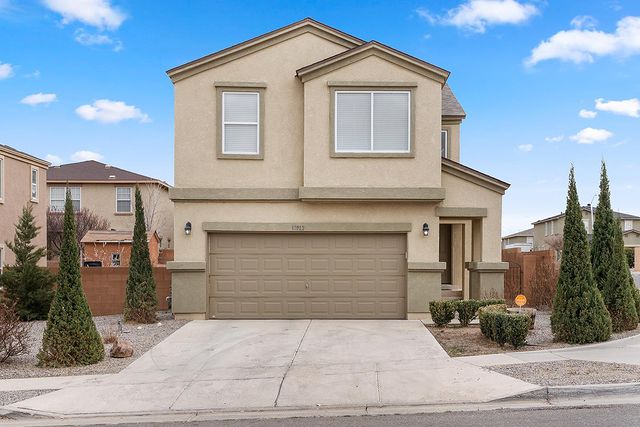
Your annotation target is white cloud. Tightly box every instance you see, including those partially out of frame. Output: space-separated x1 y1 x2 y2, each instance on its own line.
518 143 533 152
579 109 597 118
74 28 123 51
571 15 598 30
24 70 41 79
71 150 103 162
418 0 539 33
595 97 640 117
75 99 150 124
545 135 564 142
0 62 14 79
569 127 613 144
526 16 640 66
43 0 125 30
45 154 63 165
20 92 57 106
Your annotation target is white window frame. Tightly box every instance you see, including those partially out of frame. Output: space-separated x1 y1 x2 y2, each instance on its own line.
115 187 133 214
111 252 121 267
441 130 449 158
221 91 260 155
30 167 38 202
334 90 411 154
49 186 82 212
0 155 4 204
624 220 633 231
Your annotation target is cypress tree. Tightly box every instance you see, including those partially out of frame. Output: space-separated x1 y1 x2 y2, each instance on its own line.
591 161 638 331
123 186 157 323
38 190 104 367
0 204 55 320
551 166 611 343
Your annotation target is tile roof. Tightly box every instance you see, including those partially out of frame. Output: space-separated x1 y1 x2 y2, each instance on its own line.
442 84 466 118
532 206 640 224
81 230 157 244
502 228 534 239
47 160 169 187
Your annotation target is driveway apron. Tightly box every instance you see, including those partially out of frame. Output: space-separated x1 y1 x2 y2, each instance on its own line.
7 320 538 415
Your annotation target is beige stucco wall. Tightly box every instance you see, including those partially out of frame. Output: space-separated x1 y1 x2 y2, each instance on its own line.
173 201 439 264
173 32 349 189
302 56 442 188
440 172 503 262
0 152 48 267
46 183 174 248
625 232 640 247
442 122 460 162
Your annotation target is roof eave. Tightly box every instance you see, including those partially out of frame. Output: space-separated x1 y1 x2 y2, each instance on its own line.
167 18 364 83
296 41 450 85
441 158 510 195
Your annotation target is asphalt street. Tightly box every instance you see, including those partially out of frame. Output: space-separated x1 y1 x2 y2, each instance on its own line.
78 404 640 427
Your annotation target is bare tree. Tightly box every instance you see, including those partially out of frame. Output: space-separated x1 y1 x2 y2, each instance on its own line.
543 234 564 260
47 208 110 259
140 183 166 237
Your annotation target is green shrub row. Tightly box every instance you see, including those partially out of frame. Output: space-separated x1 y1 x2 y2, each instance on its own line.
429 299 506 327
479 309 529 349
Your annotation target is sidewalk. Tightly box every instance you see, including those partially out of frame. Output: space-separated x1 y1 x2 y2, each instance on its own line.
459 332 640 367
0 375 110 392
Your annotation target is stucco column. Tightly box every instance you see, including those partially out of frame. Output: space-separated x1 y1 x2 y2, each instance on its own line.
635 247 640 272
465 261 509 300
471 218 483 262
166 261 207 320
407 262 446 320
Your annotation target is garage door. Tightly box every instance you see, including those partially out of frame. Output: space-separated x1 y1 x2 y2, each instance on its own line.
208 233 407 319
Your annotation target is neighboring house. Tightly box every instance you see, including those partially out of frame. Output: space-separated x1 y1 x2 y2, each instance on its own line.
47 161 174 249
502 228 534 252
532 205 640 250
0 145 49 270
80 230 161 267
166 18 510 321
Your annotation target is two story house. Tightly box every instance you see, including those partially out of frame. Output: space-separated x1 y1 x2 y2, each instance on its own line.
532 206 640 250
0 145 49 269
47 160 174 250
166 19 509 320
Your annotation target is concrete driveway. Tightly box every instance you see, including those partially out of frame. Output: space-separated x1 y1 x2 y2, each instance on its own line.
8 320 538 416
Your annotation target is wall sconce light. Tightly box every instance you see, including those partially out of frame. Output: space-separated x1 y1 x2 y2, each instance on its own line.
422 223 429 237
184 221 192 236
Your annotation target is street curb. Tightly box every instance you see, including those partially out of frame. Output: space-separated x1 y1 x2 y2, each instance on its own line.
501 382 640 400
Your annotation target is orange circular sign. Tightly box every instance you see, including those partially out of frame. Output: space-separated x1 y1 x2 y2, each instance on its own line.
515 294 527 307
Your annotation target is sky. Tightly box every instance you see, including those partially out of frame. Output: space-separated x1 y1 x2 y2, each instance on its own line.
1 0 639 235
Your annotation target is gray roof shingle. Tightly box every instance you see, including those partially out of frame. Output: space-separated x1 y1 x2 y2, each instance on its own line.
47 160 168 186
442 84 466 118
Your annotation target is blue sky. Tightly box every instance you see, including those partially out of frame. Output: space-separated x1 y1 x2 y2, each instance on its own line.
1 0 639 235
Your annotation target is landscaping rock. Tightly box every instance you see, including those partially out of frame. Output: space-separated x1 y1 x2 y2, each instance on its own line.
110 339 134 358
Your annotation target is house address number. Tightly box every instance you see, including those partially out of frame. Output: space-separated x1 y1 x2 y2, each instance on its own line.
291 225 305 231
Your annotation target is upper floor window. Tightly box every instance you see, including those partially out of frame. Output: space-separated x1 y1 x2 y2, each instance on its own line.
441 130 449 158
335 91 410 154
222 92 260 155
624 220 633 231
31 167 39 202
50 186 81 212
0 156 4 203
116 187 132 213
544 221 555 236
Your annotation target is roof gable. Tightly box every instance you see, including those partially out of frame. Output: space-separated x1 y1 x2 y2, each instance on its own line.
47 160 169 187
167 18 364 83
0 144 49 167
296 41 450 84
441 158 510 195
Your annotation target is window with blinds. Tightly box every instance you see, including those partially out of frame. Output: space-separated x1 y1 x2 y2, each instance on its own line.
335 91 410 153
222 92 259 154
50 186 81 212
441 130 449 158
31 168 38 201
116 187 132 213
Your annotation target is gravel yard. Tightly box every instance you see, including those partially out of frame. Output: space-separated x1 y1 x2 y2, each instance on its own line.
490 360 640 386
428 311 640 357
0 311 188 379
0 389 55 406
